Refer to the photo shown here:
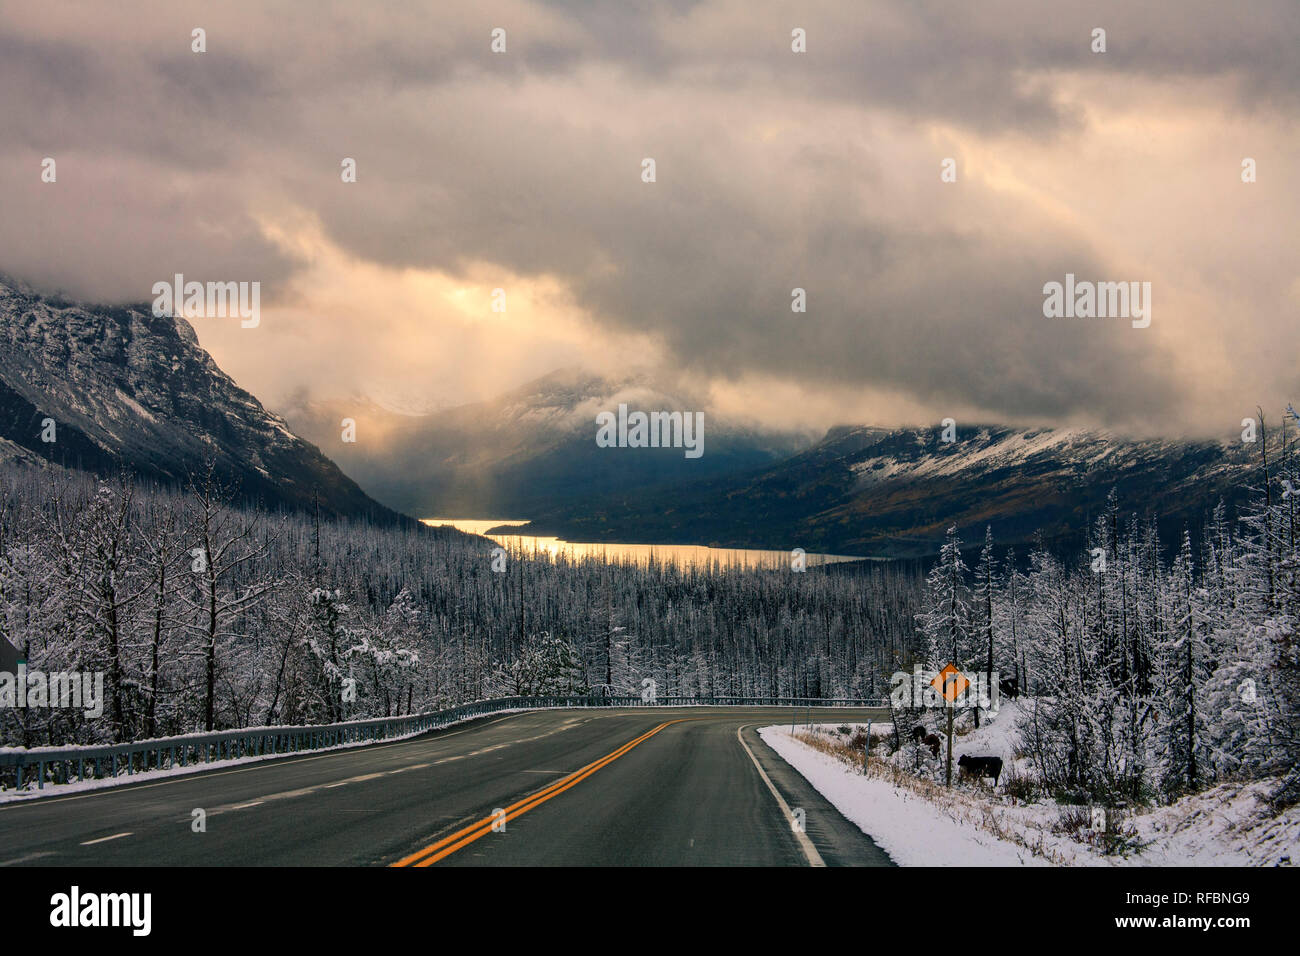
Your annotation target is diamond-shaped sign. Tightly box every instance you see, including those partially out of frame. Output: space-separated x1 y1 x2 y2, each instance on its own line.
931 663 969 703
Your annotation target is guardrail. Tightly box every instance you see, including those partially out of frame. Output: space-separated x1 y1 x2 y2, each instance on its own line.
0 694 887 793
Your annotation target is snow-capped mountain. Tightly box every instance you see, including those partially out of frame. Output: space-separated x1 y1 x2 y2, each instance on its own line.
0 278 407 522
6 269 1253 558
282 367 814 517
516 421 1260 558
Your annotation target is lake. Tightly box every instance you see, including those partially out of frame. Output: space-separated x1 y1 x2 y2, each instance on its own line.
422 518 867 570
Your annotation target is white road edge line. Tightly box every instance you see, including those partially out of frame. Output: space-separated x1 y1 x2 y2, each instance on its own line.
80 832 132 845
736 724 825 868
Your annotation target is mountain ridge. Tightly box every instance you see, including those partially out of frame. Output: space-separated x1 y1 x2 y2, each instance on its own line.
0 279 411 524
512 419 1260 558
285 362 1262 558
281 367 815 517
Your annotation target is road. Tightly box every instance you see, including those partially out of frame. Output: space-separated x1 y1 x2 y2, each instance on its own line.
0 708 894 867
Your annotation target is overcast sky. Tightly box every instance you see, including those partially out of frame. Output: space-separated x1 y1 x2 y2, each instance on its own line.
1 0 1297 437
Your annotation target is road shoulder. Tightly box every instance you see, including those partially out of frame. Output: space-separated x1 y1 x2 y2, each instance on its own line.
742 724 895 867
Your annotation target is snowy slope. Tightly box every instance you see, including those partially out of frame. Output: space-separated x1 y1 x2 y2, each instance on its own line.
761 710 1299 866
524 419 1257 556
0 278 407 522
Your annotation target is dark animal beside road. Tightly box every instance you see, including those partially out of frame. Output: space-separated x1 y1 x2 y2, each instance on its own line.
922 733 942 758
911 725 927 745
957 754 1003 786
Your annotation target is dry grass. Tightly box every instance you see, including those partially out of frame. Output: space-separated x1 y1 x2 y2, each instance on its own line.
791 728 1070 864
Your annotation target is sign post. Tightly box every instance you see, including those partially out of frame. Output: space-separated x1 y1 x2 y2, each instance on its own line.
945 699 954 787
930 662 968 788
864 720 872 774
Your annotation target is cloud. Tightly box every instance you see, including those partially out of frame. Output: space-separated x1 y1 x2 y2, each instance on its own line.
0 0 1296 436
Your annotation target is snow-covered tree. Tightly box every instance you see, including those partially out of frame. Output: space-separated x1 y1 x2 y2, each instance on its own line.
918 525 972 669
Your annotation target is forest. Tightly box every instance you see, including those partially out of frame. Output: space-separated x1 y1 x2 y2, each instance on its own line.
905 411 1300 808
0 461 920 749
2 407 1298 811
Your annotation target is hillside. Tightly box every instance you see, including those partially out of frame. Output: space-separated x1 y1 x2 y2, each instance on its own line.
0 278 409 523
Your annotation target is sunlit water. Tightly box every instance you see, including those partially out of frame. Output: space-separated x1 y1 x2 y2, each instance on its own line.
423 518 867 569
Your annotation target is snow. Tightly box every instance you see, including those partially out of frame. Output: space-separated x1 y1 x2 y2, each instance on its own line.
761 703 1300 866
844 423 1206 487
0 708 535 805
1132 780 1299 866
945 697 1022 763
113 388 156 423
760 723 1047 866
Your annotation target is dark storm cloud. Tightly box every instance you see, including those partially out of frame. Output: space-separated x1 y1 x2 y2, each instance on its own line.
0 0 1295 432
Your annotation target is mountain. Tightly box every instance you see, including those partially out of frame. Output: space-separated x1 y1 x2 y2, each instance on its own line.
0 278 409 523
281 367 814 518
512 422 1261 558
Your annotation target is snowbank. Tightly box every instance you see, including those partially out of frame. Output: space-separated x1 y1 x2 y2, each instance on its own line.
761 722 1046 866
761 708 1299 866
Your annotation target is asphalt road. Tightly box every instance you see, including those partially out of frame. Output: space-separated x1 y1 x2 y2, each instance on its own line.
0 708 894 867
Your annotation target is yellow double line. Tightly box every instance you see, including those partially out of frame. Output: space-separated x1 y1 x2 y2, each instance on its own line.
392 719 681 867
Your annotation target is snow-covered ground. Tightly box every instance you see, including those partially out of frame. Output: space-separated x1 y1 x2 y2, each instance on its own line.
760 701 1299 866
762 722 1045 865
